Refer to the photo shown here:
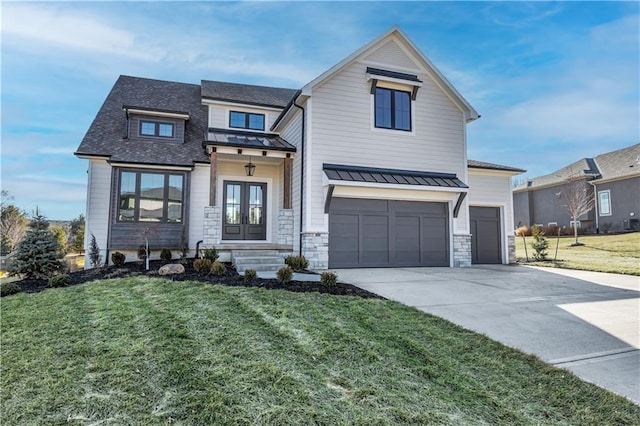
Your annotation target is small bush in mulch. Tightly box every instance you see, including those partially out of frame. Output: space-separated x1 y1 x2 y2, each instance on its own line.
5 259 381 299
1 281 21 297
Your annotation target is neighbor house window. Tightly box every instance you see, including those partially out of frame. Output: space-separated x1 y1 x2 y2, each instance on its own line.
569 220 581 228
229 111 265 131
118 171 184 223
598 190 611 216
374 87 411 131
139 120 175 138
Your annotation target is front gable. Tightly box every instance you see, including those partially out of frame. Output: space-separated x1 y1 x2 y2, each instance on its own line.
362 38 421 71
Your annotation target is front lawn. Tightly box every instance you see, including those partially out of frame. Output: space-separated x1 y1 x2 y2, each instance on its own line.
2 278 639 424
516 232 640 275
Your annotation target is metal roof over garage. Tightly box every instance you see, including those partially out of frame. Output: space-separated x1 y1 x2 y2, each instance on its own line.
323 163 468 189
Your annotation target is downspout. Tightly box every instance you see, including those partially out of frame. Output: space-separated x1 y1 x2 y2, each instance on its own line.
292 98 305 256
590 181 599 233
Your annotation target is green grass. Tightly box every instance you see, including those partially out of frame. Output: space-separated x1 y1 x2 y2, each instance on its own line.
2 278 639 425
516 232 640 275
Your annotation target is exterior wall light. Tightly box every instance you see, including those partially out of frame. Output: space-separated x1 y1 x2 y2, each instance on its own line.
244 157 256 176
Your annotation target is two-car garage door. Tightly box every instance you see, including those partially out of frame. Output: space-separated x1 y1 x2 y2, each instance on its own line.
328 198 449 268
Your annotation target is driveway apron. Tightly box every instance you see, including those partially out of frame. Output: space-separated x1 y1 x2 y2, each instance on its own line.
335 265 640 404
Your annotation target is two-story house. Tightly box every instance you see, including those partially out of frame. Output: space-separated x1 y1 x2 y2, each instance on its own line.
75 27 524 271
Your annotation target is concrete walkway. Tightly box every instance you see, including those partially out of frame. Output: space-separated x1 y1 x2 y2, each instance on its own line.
334 265 640 404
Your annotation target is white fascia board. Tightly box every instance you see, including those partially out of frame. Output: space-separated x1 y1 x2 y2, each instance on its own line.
208 146 294 159
468 168 524 177
75 154 110 160
588 173 640 186
125 108 190 120
324 178 468 194
201 98 283 112
109 162 193 171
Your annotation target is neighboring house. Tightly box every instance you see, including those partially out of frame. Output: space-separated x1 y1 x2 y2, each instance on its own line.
75 26 524 270
513 143 640 232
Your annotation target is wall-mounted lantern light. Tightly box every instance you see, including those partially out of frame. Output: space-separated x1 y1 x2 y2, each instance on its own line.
244 157 256 176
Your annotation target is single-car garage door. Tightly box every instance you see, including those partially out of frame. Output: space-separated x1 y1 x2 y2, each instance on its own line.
470 206 502 264
329 198 449 268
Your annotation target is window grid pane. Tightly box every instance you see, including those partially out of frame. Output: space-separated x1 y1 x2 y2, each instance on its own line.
158 123 174 137
249 185 263 224
375 88 392 128
248 114 265 130
230 112 246 128
167 175 183 222
394 91 411 131
140 121 155 135
139 173 164 222
119 172 137 221
226 184 241 224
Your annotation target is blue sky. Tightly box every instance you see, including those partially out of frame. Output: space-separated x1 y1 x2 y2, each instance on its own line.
1 1 638 220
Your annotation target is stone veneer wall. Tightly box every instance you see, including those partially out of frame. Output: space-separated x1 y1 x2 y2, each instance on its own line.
301 232 329 270
203 206 221 246
508 235 516 264
453 234 472 267
277 209 294 246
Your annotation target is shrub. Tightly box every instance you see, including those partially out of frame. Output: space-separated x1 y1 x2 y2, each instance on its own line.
88 233 102 268
48 274 70 288
515 226 531 237
137 245 147 262
193 258 212 273
201 247 219 262
7 210 65 279
531 225 549 261
276 265 293 283
284 255 309 271
320 271 338 286
1 282 21 297
210 260 226 276
244 269 258 282
111 251 126 267
160 248 172 263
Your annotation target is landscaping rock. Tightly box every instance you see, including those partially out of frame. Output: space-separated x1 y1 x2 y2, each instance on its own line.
158 264 185 276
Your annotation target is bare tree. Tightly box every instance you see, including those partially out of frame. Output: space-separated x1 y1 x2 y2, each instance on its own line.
0 191 28 254
557 178 595 246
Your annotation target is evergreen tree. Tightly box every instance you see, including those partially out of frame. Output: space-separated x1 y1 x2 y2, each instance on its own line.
88 233 102 268
7 210 65 279
531 225 549 261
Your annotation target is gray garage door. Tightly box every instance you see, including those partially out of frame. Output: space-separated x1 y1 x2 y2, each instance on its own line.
470 206 501 264
329 198 449 268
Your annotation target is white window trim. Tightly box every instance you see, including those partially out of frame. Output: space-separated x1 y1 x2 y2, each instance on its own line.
569 220 582 228
225 107 271 133
598 190 612 216
369 84 416 136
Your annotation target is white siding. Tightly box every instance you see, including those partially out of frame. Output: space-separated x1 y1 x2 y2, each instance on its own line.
363 39 420 71
279 110 303 253
188 164 210 250
308 53 466 231
84 160 111 267
468 170 515 261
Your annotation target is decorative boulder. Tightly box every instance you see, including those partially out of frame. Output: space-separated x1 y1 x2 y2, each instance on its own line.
158 264 185 276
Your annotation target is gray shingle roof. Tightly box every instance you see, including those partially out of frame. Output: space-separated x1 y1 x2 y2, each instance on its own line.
201 80 297 108
75 76 210 167
514 143 640 191
593 143 640 182
467 159 525 173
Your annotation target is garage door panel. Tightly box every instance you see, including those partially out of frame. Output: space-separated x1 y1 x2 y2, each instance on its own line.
362 215 390 265
329 198 449 268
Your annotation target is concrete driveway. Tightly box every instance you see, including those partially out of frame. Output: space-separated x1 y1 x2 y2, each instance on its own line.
335 265 640 404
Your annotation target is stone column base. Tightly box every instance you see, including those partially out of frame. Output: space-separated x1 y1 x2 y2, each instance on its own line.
278 209 294 246
301 232 329 270
508 235 516 264
203 206 221 246
453 234 472 267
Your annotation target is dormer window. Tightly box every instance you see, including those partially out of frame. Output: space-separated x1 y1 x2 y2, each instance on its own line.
140 120 175 138
230 111 265 131
375 87 411 131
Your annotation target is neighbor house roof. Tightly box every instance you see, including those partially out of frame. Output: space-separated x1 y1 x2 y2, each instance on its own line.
323 164 468 189
201 80 297 108
75 75 210 167
514 143 640 192
467 160 525 173
592 143 640 183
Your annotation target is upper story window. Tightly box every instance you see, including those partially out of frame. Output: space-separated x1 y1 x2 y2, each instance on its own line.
118 170 184 223
229 111 265 131
598 190 611 216
374 87 411 131
140 120 175 138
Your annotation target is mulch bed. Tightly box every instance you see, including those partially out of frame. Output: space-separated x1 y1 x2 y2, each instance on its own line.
11 260 382 299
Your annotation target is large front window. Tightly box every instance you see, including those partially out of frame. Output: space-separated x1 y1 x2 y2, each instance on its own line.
375 87 411 131
118 171 184 222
